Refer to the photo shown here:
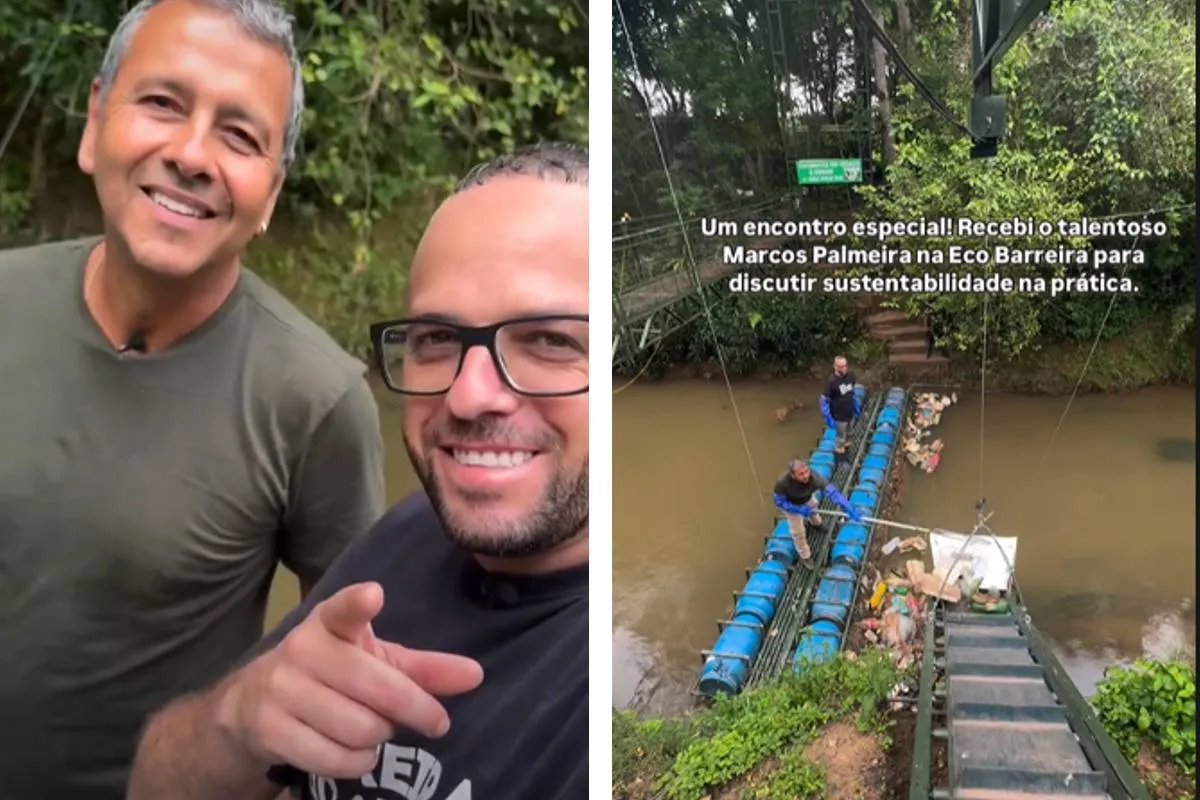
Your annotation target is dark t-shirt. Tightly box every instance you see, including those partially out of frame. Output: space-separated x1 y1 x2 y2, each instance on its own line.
773 470 828 506
824 371 857 421
251 492 589 800
0 238 385 799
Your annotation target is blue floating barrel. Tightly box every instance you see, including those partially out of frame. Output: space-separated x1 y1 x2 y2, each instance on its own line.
764 534 798 567
732 562 788 624
863 454 889 471
793 620 842 668
878 407 901 427
886 387 905 400
830 540 866 569
811 462 833 481
850 487 879 514
810 451 835 467
836 523 869 547
771 518 790 538
868 443 891 460
859 467 885 490
816 438 836 453
814 564 856 608
700 620 765 695
820 428 837 445
871 428 896 448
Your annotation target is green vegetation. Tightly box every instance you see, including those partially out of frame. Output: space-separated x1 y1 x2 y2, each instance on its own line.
613 650 901 800
0 0 587 357
613 0 1194 388
1093 658 1197 800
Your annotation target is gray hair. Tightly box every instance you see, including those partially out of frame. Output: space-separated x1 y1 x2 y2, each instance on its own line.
455 142 589 193
96 0 305 169
789 458 808 472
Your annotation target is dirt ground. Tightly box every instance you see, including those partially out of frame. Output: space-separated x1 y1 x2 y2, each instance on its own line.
1134 742 1197 800
803 721 887 800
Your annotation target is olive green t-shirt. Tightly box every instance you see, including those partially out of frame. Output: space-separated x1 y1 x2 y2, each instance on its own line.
0 238 386 799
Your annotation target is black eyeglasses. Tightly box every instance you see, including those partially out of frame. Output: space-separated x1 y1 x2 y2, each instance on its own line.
369 315 590 397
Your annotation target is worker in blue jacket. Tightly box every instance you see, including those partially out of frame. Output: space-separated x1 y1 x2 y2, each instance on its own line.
772 458 862 569
820 355 859 455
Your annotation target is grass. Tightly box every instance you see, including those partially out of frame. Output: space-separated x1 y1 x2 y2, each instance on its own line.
613 649 903 800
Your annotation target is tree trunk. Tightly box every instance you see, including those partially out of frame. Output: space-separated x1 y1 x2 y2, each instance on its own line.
869 10 897 166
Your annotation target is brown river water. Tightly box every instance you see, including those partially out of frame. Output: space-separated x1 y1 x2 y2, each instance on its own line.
612 378 1196 714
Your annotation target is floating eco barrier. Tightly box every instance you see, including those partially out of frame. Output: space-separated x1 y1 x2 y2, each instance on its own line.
698 385 868 696
792 386 907 671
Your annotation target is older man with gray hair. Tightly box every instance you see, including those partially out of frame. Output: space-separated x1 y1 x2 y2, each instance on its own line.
0 1 384 797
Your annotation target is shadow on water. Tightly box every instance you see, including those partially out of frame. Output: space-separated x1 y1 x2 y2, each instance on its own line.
1158 437 1196 462
613 382 1196 712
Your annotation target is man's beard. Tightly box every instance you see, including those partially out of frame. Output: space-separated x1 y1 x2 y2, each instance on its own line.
404 417 589 559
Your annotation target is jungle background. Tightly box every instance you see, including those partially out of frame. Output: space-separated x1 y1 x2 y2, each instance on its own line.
0 0 589 356
612 0 1196 391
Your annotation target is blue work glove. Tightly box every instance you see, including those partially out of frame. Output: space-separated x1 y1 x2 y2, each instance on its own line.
773 494 810 517
824 486 862 522
819 395 835 428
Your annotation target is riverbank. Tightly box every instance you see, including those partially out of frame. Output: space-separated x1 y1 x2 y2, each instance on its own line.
617 319 1195 395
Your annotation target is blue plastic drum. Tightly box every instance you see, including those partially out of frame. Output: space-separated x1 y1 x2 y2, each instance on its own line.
700 621 766 695
863 454 889 471
764 535 798 567
850 487 879 514
793 620 842 668
830 541 866 568
859 467 885 489
871 429 896 448
836 523 869 547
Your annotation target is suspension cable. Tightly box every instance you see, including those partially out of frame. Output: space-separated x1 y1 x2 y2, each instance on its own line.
978 237 989 508
615 2 766 505
1040 231 1144 462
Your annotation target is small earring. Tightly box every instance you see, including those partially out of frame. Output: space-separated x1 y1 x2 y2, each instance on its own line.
259 221 269 235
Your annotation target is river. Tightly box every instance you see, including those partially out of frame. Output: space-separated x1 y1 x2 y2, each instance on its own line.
612 378 1196 714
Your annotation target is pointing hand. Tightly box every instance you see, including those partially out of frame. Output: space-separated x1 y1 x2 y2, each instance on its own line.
218 582 483 780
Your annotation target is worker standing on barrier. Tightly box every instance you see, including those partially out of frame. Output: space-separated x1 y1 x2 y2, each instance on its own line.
820 355 859 455
772 458 862 569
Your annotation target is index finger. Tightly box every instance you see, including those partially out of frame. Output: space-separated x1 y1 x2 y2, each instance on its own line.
316 582 384 646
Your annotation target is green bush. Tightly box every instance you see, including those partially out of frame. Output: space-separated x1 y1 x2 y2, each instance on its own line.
1092 658 1196 774
612 650 900 800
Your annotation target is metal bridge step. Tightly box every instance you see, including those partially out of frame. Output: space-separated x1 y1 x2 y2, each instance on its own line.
947 632 1030 649
949 663 1048 680
949 646 1036 667
950 792 1110 800
951 702 1069 725
944 623 1024 639
949 675 1060 709
951 720 1104 794
945 612 1018 626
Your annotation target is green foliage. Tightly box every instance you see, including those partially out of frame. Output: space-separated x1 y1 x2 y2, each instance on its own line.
753 748 826 799
0 0 587 352
613 0 1193 382
1092 658 1196 776
654 290 863 376
859 0 1195 360
612 650 900 800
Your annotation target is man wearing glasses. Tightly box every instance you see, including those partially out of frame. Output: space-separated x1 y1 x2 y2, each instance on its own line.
127 142 590 800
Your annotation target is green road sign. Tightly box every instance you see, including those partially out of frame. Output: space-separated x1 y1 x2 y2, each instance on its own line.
794 159 863 185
